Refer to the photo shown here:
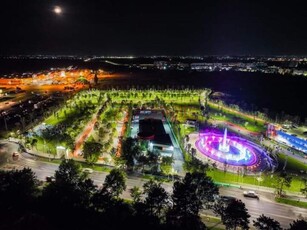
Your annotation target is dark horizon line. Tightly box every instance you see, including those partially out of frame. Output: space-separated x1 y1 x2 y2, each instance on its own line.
1 54 307 58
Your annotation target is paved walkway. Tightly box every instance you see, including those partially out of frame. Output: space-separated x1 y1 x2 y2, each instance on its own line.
73 115 97 156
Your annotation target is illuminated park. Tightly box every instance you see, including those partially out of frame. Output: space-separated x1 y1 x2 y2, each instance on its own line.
1 1 307 229
195 128 275 172
1 69 307 229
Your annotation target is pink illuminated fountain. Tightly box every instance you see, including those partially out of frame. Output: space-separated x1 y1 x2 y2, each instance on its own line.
218 128 230 153
195 128 273 171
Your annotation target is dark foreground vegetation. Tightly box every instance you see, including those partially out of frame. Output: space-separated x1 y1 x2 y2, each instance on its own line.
0 160 306 230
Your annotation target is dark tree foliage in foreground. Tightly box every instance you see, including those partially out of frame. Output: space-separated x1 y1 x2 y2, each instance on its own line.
253 214 282 230
166 172 218 230
215 199 250 230
1 160 304 230
0 168 38 210
143 180 170 219
41 159 97 229
120 137 142 169
103 168 127 198
288 219 307 230
0 168 40 230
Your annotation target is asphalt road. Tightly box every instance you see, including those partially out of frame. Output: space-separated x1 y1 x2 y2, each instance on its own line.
1 140 306 229
218 187 307 228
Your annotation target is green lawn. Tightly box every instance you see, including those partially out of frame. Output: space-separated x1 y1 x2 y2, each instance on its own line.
180 124 196 136
208 101 265 123
207 169 304 193
201 215 223 230
275 197 307 209
209 106 266 133
32 136 58 155
45 92 102 126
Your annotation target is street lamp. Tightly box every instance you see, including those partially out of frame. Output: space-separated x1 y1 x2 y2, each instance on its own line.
2 112 8 131
171 168 175 182
256 176 263 189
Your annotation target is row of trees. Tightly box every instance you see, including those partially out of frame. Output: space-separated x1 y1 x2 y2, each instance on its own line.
0 160 306 230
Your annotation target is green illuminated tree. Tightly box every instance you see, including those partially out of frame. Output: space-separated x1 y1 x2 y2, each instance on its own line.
273 171 292 197
83 141 102 164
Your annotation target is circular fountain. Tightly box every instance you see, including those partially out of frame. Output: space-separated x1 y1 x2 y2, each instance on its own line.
195 128 273 171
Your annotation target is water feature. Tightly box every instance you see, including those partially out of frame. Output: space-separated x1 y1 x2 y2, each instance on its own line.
195 128 274 171
218 128 230 153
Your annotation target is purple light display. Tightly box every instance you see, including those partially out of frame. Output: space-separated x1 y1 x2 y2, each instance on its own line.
195 129 273 171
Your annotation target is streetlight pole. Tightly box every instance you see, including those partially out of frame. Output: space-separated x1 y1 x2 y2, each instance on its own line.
2 112 8 131
4 116 8 131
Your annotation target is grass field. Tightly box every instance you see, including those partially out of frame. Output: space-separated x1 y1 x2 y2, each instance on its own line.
207 169 305 193
275 197 307 209
208 104 266 133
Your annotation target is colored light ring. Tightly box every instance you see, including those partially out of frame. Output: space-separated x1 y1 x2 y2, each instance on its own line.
195 133 270 169
196 139 258 166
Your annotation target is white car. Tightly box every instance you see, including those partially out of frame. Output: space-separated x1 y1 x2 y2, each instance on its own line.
82 168 94 174
243 191 259 199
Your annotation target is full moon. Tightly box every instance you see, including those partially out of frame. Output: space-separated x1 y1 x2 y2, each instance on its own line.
54 6 62 15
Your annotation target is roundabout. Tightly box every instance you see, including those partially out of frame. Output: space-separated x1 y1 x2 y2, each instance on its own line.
195 128 274 172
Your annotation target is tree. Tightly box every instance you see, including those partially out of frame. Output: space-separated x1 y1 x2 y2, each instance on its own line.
168 172 218 227
183 157 209 173
83 141 102 164
253 214 282 230
162 156 173 166
130 186 142 203
136 154 149 172
216 199 250 230
103 168 127 198
54 159 83 184
300 177 307 198
43 159 96 206
288 219 307 230
161 156 174 175
143 180 170 218
30 138 38 149
121 137 142 170
0 168 39 212
273 171 292 197
42 160 96 228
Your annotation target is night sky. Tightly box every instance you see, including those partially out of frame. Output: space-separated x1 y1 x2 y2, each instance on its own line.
0 0 306 56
